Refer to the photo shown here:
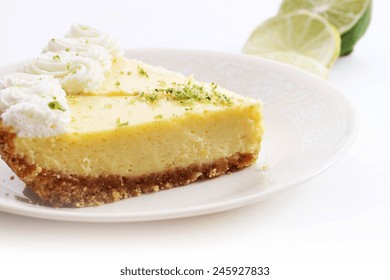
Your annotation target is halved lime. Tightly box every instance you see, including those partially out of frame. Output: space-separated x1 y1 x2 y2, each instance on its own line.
279 0 372 55
243 10 341 67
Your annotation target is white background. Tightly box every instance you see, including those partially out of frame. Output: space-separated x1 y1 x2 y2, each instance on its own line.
0 0 389 279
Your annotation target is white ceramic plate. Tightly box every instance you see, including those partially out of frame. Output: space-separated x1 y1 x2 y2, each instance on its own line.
0 49 358 222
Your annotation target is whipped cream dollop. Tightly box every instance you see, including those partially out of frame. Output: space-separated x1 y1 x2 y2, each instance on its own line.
20 50 105 95
66 24 123 58
19 24 122 95
1 23 123 137
0 73 70 137
44 37 112 71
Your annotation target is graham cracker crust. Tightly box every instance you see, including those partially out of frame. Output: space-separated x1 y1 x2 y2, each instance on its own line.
0 128 256 208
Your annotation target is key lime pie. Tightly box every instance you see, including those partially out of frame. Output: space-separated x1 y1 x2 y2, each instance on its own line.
0 24 264 207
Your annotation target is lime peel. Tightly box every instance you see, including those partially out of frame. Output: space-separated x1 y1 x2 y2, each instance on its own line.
340 0 372 56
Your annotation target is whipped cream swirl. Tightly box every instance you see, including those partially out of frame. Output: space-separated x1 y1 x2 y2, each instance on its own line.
66 24 123 58
0 73 70 137
20 24 123 95
44 37 112 71
1 23 124 137
20 50 105 95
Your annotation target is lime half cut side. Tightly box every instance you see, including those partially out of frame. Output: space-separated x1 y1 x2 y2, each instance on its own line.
243 10 341 68
279 0 372 56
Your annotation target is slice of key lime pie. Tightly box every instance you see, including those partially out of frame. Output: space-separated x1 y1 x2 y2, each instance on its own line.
0 24 264 207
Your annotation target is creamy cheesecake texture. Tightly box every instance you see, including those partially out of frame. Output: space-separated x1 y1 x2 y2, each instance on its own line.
12 58 262 177
0 24 264 207
13 96 261 177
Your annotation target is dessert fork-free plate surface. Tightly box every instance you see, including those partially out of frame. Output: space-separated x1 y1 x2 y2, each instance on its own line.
0 49 358 222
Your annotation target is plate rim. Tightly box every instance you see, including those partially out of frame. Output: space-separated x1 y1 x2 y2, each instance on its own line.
0 48 359 222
